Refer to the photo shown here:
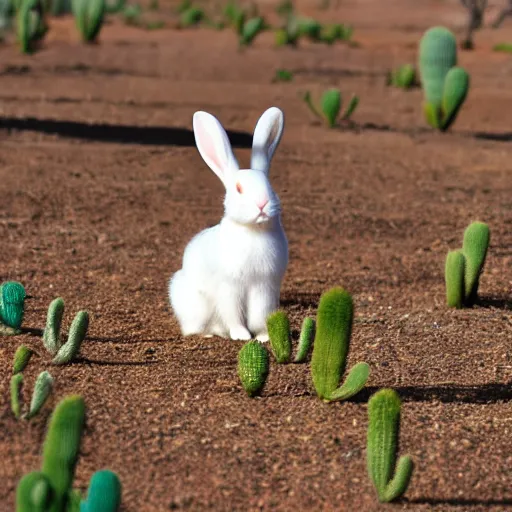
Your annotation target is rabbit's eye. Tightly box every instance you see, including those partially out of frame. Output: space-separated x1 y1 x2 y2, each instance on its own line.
236 183 243 194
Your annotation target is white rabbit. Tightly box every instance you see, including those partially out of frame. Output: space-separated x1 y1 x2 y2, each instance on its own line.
169 107 288 342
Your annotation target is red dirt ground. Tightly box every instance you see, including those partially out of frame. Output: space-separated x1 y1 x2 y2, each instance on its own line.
0 1 511 511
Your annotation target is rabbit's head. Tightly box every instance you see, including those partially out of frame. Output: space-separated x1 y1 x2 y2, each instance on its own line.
193 107 285 226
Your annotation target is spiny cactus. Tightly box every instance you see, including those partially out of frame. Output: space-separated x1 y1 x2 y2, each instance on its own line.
445 221 490 308
267 310 291 363
0 281 26 333
303 89 359 128
367 389 414 502
419 26 470 131
43 297 89 364
11 371 53 420
13 345 33 374
72 0 105 42
41 395 86 512
80 470 122 512
310 287 369 402
238 341 269 397
294 317 315 363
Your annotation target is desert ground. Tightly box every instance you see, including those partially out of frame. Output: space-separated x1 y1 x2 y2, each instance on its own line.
0 0 511 510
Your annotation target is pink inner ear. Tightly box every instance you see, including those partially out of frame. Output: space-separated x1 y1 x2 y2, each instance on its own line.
197 121 224 177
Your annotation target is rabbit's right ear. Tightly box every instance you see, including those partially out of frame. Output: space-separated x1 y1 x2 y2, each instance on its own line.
251 107 284 175
193 111 239 187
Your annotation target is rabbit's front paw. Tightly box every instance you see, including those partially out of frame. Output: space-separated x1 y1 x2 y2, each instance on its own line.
229 326 252 341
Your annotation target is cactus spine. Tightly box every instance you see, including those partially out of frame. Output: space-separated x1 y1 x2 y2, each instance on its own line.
238 341 269 397
43 298 89 364
267 310 291 363
294 317 315 363
310 287 369 402
41 395 86 512
445 221 490 308
80 470 122 512
0 281 26 332
367 389 413 502
13 345 33 374
419 27 470 131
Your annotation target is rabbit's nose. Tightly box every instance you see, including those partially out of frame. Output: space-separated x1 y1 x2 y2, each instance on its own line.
257 199 269 211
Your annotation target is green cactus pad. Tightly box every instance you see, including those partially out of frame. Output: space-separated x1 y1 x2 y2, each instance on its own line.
367 389 413 502
462 221 490 305
53 310 89 365
13 345 33 374
42 395 86 512
238 341 269 397
267 310 291 363
440 67 470 131
240 16 264 45
43 297 65 356
81 470 122 512
16 471 54 512
0 281 26 330
294 317 315 363
72 0 105 42
445 250 465 308
321 89 341 127
27 371 54 419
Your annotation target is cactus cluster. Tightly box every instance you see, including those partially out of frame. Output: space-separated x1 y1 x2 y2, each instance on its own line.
419 26 470 131
303 89 359 128
311 288 369 402
367 389 414 502
0 281 26 335
16 395 122 512
266 310 315 364
445 221 490 308
43 297 90 365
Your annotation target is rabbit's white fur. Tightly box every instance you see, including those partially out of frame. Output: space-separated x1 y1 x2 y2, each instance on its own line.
169 107 288 341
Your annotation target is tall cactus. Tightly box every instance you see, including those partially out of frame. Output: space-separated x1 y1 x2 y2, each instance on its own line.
0 281 26 332
367 389 414 502
419 27 470 131
80 470 122 512
267 310 291 363
445 250 465 308
310 287 369 402
294 317 315 363
238 341 269 397
41 395 86 512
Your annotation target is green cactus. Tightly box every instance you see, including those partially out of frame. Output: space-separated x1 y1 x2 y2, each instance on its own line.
179 6 203 27
418 26 470 131
11 373 23 419
311 287 369 402
27 371 54 419
43 298 89 364
16 0 46 54
239 16 264 46
41 395 86 512
445 250 465 308
238 341 269 397
388 64 417 89
0 281 26 331
294 317 315 363
80 470 122 512
462 221 490 305
303 89 359 128
267 310 291 363
71 0 105 42
13 345 33 374
16 471 54 512
367 389 414 502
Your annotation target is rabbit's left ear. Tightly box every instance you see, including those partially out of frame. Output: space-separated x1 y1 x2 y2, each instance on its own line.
250 107 284 175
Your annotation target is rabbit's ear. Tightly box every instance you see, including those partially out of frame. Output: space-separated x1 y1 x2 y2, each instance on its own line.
250 107 284 175
193 111 239 186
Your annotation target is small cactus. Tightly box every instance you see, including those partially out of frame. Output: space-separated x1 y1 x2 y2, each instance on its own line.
27 371 54 419
388 64 417 89
367 389 414 502
310 287 369 402
419 26 470 131
72 0 105 42
16 0 47 54
13 345 33 374
43 298 89 364
267 310 291 363
0 281 26 332
239 16 264 46
42 395 86 512
303 89 359 128
16 471 54 512
80 470 122 512
294 317 315 363
238 341 269 397
445 221 490 308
